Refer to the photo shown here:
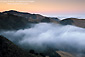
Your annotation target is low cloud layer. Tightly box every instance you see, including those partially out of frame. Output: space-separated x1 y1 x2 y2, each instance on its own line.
1 23 85 53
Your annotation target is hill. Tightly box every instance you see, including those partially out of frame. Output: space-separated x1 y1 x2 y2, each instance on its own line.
0 10 59 30
0 35 43 57
60 18 85 28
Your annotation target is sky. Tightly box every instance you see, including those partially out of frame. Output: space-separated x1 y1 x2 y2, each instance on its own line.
0 0 85 17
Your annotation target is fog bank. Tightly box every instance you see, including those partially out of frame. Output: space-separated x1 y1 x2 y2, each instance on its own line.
1 23 85 53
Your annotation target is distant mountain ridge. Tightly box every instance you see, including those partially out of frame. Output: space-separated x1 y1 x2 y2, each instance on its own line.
2 10 59 21
0 10 59 30
2 10 45 19
60 18 85 28
0 10 85 30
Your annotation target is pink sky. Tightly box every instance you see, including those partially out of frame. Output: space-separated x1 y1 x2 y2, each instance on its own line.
0 0 85 16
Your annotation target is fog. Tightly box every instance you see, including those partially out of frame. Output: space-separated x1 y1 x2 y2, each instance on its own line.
1 23 85 53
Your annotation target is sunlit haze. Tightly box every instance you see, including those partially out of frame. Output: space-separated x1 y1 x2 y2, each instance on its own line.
0 0 85 17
